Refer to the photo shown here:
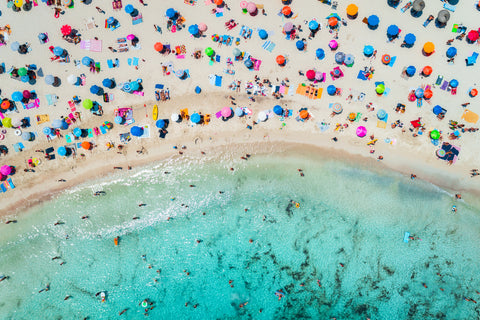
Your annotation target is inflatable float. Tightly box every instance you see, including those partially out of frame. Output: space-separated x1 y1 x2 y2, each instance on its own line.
114 237 119 246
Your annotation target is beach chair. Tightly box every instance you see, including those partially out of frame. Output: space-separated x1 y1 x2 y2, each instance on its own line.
203 114 210 124
466 52 478 66
180 108 189 120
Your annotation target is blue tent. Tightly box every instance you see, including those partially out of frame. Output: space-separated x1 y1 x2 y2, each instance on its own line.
449 79 458 88
125 4 134 14
367 15 379 29
387 25 399 37
45 75 54 85
195 86 201 94
273 105 283 115
90 85 100 94
190 113 201 124
11 91 23 102
406 66 416 77
377 109 387 120
404 33 416 46
327 85 336 95
244 60 253 68
155 119 165 128
57 146 67 156
433 105 443 115
316 48 325 60
258 29 268 40
235 107 244 117
82 56 93 66
166 8 176 19
130 81 140 91
53 46 64 56
296 40 305 50
130 126 144 137
308 20 319 31
42 127 52 135
188 24 199 35
72 127 82 137
102 78 114 88
363 45 374 56
446 47 457 58
114 116 123 124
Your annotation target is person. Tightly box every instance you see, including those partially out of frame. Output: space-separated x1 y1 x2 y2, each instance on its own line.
411 174 416 180
96 7 105 14
455 194 462 199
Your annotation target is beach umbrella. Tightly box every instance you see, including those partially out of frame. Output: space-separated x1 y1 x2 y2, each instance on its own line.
282 6 291 17
154 42 163 52
258 111 267 122
195 86 202 94
436 149 446 158
62 0 72 6
422 66 432 76
125 4 135 14
21 76 30 83
376 84 385 95
45 75 55 85
14 0 23 7
377 109 387 120
190 113 201 124
221 107 231 118
52 119 66 129
12 118 22 128
446 47 457 58
232 48 241 58
363 45 374 57
309 20 319 31
205 47 214 57
114 116 123 124
122 83 132 93
60 25 71 36
130 126 144 137
273 105 283 115
53 46 64 56
437 10 450 24
404 33 416 47
10 41 20 51
107 17 116 25
235 107 244 117
155 119 165 128
381 54 391 64
296 40 305 51
423 89 433 99
448 0 459 5
449 79 459 88
2 117 12 128
306 70 316 80
22 90 31 99
316 48 325 59
367 15 379 29
415 88 424 98
315 72 323 81
423 42 435 55
171 113 180 122
165 8 176 18
329 40 338 50
470 88 478 97
387 25 399 37
198 23 207 32
467 30 479 43
126 34 136 41
247 2 257 15
283 22 293 33
188 24 199 36
412 0 425 13
240 1 248 8
300 110 309 119
1 100 11 110
244 59 253 68
67 74 78 85
215 0 223 5
335 52 345 64
82 56 93 66
332 103 343 114
327 85 336 95
433 105 443 115
356 126 367 138
328 17 338 27
276 55 285 65
11 91 23 102
57 146 67 156
72 127 82 137
102 78 114 88
42 127 52 135
83 99 93 110
130 81 140 91
0 165 11 176
346 4 358 18
18 67 27 76
406 66 416 77
258 29 268 40
344 54 354 66
430 130 440 140
90 85 101 95
81 141 91 150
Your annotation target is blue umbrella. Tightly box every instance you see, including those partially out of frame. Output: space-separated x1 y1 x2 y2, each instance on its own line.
166 8 176 19
404 33 416 46
273 105 283 115
296 40 305 50
130 81 139 91
125 4 134 14
235 107 244 117
244 59 253 68
387 25 399 37
90 85 100 94
363 45 374 56
258 29 268 39
327 85 336 95
316 48 325 60
53 46 64 56
415 88 424 98
449 79 458 88
21 75 30 83
344 54 354 66
446 47 457 58
123 83 132 93
188 24 199 35
114 116 123 124
335 52 345 64
155 119 165 128
107 17 115 25
82 56 93 66
102 78 114 88
22 132 32 141
130 126 143 137
45 75 54 85
377 109 387 120
406 66 416 77
57 146 67 156
11 91 23 102
195 86 201 94
72 127 82 137
38 33 47 41
367 15 379 29
10 41 19 51
190 113 201 124
42 127 52 135
308 20 319 31
433 105 443 115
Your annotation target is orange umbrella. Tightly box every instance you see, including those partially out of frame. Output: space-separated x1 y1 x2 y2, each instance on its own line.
348 112 356 121
422 66 432 76
423 42 435 54
328 17 338 27
1 100 11 110
276 55 285 65
423 89 433 100
282 6 291 16
81 141 91 150
470 88 478 97
346 4 358 17
154 42 163 52
300 110 309 119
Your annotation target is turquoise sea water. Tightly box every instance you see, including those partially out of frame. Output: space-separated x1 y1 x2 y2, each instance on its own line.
1 152 480 319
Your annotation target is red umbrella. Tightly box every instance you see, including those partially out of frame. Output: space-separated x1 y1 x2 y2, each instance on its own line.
468 30 479 42
22 90 31 99
423 89 433 100
276 55 286 65
306 70 316 80
282 6 291 16
154 42 163 52
61 25 72 36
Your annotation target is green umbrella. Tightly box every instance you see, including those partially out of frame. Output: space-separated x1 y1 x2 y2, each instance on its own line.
18 67 27 76
2 117 12 128
205 47 214 57
376 84 385 94
430 129 440 140
83 99 93 110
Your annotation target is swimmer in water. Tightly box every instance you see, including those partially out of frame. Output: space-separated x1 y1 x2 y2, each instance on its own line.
119 309 128 315
81 215 89 219
138 204 147 207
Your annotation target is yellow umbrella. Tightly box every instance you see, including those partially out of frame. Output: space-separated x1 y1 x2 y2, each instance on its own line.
14 0 23 7
423 42 435 54
346 4 358 17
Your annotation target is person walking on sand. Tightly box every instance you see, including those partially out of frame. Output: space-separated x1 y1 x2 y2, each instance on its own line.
96 7 105 14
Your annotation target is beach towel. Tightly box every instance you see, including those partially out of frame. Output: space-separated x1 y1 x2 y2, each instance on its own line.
45 94 57 106
132 57 139 66
388 56 397 67
440 80 449 90
65 134 73 143
99 126 107 134
461 109 479 123
357 70 369 80
90 39 102 52
36 114 50 124
215 75 222 87
262 41 276 52
132 14 143 25
88 128 94 138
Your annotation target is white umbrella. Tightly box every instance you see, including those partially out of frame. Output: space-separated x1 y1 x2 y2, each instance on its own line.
258 111 267 122
11 118 22 128
67 74 77 85
171 113 180 122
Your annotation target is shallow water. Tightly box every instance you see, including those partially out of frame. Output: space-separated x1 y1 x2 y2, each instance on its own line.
1 152 480 320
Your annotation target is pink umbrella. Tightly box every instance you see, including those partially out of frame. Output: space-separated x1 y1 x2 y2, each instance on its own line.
468 30 479 42
329 40 338 50
126 34 136 40
315 71 323 81
246 2 257 14
23 90 31 99
240 0 248 8
283 22 293 33
198 23 207 32
356 126 367 138
0 165 11 176
221 107 232 118
306 69 316 80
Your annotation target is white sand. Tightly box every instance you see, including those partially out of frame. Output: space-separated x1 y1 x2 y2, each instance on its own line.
0 0 479 216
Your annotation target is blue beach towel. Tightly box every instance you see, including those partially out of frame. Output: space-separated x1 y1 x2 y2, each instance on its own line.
388 56 397 67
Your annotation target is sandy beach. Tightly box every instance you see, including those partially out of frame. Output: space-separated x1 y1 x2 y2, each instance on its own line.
1 0 480 217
